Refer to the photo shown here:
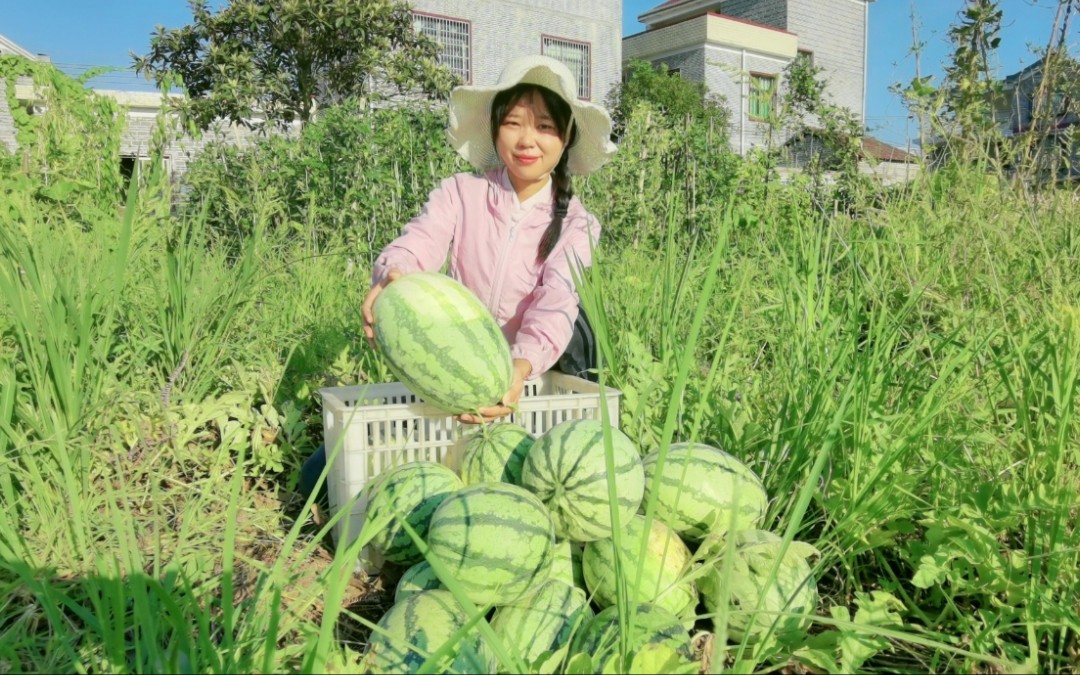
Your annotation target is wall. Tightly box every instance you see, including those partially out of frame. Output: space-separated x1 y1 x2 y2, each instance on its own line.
0 78 17 154
718 0 787 29
785 0 868 118
410 0 622 104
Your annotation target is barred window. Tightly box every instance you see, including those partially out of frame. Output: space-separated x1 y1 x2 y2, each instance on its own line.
413 13 471 83
542 36 591 100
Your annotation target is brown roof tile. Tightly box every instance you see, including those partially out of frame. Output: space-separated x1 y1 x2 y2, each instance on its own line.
861 137 918 162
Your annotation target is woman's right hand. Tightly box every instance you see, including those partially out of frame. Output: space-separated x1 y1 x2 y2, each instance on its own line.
362 268 402 348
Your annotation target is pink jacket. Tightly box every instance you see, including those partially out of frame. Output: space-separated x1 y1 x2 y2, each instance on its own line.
372 169 601 378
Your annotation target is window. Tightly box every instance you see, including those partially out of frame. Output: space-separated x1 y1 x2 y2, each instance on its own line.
542 36 591 99
413 13 471 83
797 49 814 66
749 73 776 121
119 154 167 193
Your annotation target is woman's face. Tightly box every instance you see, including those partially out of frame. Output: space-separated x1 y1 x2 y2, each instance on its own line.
495 90 567 200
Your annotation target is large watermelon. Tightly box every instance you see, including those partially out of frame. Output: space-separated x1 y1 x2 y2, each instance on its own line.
360 589 486 674
548 539 575 587
426 482 555 606
373 272 513 414
574 603 694 674
642 442 768 541
582 515 697 620
520 419 645 542
698 529 820 644
485 579 592 674
459 423 535 486
394 561 443 604
363 461 463 565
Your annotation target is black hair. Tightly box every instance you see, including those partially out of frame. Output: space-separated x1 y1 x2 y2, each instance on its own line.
490 83 578 263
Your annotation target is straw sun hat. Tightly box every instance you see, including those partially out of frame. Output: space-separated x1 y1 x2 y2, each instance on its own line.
446 55 618 176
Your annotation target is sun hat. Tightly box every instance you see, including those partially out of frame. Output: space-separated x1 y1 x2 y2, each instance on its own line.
446 55 618 176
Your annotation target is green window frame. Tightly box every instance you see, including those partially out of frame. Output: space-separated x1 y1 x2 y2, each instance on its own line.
749 73 776 121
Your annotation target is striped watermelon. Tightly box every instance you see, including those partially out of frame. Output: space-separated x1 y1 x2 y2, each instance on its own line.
698 529 820 644
364 461 463 565
459 423 534 486
426 482 555 606
394 561 443 604
574 603 694 674
569 541 586 589
360 589 486 674
373 272 513 414
582 515 697 620
485 579 592 673
520 419 645 542
642 442 768 540
549 539 575 587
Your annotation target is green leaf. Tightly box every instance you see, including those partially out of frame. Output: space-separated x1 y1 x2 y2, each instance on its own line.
837 591 905 672
912 552 950 589
565 652 594 674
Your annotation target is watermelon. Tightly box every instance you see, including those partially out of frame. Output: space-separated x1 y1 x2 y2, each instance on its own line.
574 603 694 674
642 442 768 540
394 561 443 604
520 419 645 542
582 515 697 620
364 461 463 565
459 423 535 486
373 272 513 414
698 529 820 644
426 482 555 606
485 579 592 673
360 589 486 674
569 541 586 589
549 540 575 587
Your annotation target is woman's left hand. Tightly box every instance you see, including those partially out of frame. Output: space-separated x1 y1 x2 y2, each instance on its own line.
458 359 532 425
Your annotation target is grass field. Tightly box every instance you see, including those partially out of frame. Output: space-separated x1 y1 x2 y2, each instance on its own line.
0 67 1078 673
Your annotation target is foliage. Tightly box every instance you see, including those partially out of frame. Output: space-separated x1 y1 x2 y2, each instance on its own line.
3 16 1080 673
579 101 739 250
895 1 1005 168
0 55 129 214
769 52 879 214
941 0 1004 143
606 59 729 137
178 98 462 257
133 0 458 132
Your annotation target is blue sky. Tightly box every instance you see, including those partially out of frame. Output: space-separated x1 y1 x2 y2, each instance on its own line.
0 1 1073 148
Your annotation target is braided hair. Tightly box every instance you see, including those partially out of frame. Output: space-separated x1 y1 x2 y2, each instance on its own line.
490 83 579 263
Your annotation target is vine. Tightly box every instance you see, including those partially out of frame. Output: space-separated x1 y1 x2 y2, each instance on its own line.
0 55 127 203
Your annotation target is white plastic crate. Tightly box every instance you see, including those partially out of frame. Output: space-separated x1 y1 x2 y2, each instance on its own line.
319 371 621 572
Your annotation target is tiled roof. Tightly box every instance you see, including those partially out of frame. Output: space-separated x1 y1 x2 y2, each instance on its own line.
861 136 918 162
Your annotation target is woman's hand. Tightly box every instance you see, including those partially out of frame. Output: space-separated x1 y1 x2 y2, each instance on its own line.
459 359 532 425
362 269 402 348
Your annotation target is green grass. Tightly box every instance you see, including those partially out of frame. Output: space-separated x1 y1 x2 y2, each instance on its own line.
1 120 1078 674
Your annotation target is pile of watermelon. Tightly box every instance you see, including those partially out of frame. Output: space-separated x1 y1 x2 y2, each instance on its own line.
356 422 821 674
358 273 821 674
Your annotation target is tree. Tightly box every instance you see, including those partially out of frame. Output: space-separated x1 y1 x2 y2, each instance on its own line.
133 0 458 132
606 59 729 136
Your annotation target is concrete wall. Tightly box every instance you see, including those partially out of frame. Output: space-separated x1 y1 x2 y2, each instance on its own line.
0 78 17 154
625 0 871 153
410 0 622 104
785 0 868 118
115 102 269 178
